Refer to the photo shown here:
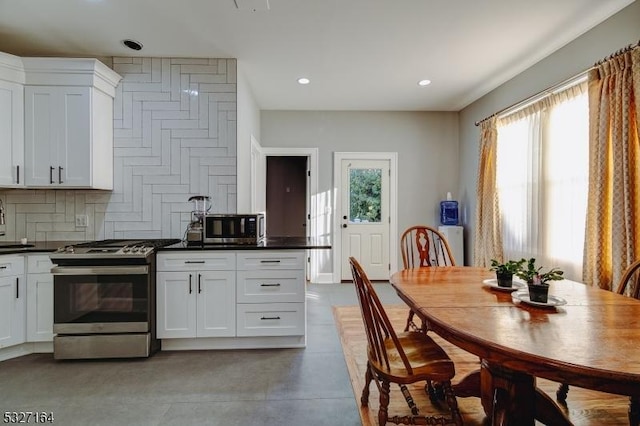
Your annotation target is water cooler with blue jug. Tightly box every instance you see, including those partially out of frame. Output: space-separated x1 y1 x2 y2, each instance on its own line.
438 192 464 265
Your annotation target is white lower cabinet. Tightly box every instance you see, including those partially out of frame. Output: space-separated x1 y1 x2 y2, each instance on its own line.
236 251 305 337
156 250 306 349
156 253 235 339
0 256 26 349
236 303 305 337
26 255 54 342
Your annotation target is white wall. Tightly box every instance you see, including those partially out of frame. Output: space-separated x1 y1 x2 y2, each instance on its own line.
458 1 640 265
261 110 459 272
236 62 261 213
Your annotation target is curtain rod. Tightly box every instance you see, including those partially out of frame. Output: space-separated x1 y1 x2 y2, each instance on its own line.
473 71 587 127
474 39 640 127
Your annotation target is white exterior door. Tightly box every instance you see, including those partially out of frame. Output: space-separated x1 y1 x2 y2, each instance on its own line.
340 159 391 280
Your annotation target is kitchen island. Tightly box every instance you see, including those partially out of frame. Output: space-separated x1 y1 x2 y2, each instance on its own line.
155 237 331 351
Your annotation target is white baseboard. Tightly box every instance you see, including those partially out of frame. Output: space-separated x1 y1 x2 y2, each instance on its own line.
311 272 334 284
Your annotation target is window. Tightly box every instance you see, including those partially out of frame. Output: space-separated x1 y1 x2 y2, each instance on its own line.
349 168 382 223
496 82 588 280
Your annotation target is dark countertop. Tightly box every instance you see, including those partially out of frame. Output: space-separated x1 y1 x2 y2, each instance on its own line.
0 240 80 256
0 237 331 256
159 237 331 251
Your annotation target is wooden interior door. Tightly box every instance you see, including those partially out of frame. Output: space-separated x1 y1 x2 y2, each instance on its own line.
266 156 308 237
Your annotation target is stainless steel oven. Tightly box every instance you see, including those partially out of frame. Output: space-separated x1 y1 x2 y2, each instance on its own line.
50 239 179 360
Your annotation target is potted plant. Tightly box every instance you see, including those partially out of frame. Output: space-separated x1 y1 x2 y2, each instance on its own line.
515 258 564 303
489 258 525 288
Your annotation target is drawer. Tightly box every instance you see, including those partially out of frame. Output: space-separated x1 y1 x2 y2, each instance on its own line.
157 252 235 271
0 255 25 277
236 303 305 337
237 270 305 303
27 254 54 274
236 251 305 270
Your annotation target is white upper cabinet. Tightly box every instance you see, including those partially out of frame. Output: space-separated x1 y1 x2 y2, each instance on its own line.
22 58 122 189
0 52 25 187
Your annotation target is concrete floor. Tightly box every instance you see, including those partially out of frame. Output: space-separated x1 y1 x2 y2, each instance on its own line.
0 283 403 426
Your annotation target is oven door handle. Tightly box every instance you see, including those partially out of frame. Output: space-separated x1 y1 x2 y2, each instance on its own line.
51 266 149 275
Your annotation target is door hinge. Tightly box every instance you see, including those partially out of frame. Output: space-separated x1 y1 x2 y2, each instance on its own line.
307 256 311 263
307 213 311 220
308 170 311 177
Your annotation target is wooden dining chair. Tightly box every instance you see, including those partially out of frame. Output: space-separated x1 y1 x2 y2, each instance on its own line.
349 257 464 426
400 226 456 332
556 259 640 425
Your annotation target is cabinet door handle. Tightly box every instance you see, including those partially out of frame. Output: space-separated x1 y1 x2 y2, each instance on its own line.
260 283 281 287
185 260 205 264
16 277 19 299
58 167 63 184
260 316 281 320
189 274 193 294
16 165 19 184
260 260 281 264
50 166 55 184
198 274 202 294
0 266 7 270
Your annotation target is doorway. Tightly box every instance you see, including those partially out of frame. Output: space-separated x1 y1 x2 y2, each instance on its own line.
257 147 321 282
266 156 308 237
334 152 398 282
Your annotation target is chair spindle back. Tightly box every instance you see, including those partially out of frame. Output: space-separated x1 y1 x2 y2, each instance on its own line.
400 226 456 269
617 259 640 299
349 257 413 374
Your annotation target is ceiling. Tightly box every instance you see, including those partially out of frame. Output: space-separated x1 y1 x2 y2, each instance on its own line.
0 0 634 111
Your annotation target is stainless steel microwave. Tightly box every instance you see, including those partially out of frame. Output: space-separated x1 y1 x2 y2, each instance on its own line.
203 213 265 244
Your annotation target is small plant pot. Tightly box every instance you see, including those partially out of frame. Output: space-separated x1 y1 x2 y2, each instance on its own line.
496 272 514 288
528 283 550 303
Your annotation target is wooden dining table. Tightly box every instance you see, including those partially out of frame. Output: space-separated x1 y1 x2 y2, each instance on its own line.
390 266 640 426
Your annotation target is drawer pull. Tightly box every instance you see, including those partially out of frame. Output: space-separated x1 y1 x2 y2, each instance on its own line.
260 260 281 264
185 260 206 264
0 266 7 269
260 283 281 287
260 316 281 320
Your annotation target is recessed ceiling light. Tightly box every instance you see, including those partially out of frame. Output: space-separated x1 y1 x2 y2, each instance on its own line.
297 77 310 85
418 79 431 86
122 39 143 51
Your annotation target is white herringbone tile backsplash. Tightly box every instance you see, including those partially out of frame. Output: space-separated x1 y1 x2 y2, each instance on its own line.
0 57 237 242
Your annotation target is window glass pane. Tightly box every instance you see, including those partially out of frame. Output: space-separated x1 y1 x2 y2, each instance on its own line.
349 168 382 223
543 91 588 278
495 86 588 281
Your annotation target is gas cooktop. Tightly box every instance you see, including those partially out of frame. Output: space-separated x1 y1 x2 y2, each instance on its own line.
73 239 180 249
51 239 181 261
